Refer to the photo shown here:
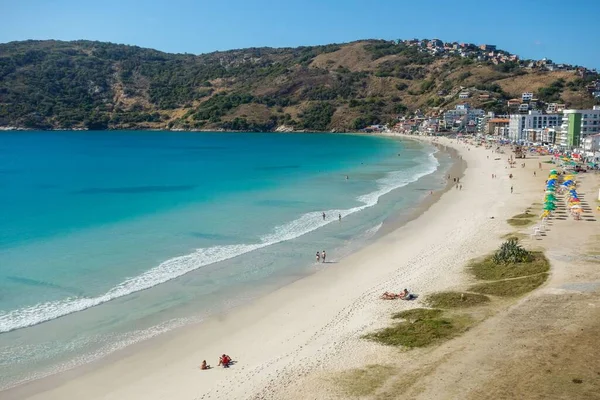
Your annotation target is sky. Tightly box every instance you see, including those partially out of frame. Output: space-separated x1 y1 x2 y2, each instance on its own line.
1 0 599 69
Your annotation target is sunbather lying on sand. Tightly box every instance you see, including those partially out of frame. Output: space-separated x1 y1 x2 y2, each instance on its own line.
380 289 415 300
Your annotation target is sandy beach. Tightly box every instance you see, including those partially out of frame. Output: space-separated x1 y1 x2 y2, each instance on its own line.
4 135 599 400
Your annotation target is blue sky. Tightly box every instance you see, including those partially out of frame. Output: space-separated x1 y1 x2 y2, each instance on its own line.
1 0 599 69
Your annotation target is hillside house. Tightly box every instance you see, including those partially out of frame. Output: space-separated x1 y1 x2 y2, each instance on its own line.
519 103 531 113
522 92 534 102
458 91 470 99
507 99 521 107
547 103 566 113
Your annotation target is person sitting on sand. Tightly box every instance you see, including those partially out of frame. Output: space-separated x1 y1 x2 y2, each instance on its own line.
200 360 210 370
218 354 232 368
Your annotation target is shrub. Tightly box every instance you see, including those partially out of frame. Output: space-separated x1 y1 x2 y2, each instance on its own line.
493 238 532 264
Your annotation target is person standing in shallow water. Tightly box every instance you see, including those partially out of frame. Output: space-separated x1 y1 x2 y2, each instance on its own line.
322 250 326 263
338 213 342 222
322 212 326 220
316 252 320 263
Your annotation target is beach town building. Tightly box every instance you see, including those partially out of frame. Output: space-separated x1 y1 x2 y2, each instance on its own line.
582 134 600 155
523 127 557 144
518 103 530 113
521 92 534 102
486 117 510 136
508 110 562 142
560 106 600 148
495 126 510 137
547 103 566 113
442 104 485 131
507 99 521 108
458 91 470 99
479 44 496 51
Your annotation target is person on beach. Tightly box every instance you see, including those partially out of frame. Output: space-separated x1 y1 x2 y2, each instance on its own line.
534 171 536 177
338 213 342 222
459 184 462 190
218 354 231 368
322 212 326 220
316 252 320 263
322 250 326 263
511 185 514 194
200 360 209 370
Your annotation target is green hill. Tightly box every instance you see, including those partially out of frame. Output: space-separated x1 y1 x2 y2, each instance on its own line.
0 39 597 131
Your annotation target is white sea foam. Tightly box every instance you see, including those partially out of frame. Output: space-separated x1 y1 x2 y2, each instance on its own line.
0 149 439 333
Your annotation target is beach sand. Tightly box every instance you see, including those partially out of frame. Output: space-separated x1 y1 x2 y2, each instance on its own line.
4 136 599 400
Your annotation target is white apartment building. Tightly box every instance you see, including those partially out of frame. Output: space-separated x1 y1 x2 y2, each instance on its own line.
508 110 562 142
522 127 557 144
522 92 534 102
582 134 600 155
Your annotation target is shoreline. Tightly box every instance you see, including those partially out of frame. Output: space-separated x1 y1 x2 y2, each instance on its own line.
1 135 459 398
377 140 465 237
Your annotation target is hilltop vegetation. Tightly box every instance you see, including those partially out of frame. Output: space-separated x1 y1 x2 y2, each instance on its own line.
0 39 597 131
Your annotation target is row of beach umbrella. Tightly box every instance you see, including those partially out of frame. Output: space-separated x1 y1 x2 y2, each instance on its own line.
562 175 582 215
542 169 559 217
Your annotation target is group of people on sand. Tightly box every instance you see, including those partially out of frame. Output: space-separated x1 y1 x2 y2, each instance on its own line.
316 250 326 263
200 354 232 370
380 288 415 300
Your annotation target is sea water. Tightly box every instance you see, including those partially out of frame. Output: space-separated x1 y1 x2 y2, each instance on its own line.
0 131 451 388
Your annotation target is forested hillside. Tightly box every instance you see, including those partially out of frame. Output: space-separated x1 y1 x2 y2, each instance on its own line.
0 39 597 131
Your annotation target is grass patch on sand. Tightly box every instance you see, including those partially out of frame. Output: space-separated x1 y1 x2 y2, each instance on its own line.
507 218 535 227
335 364 397 397
392 308 443 320
426 292 490 309
364 308 471 348
469 273 548 297
501 232 527 241
469 252 550 281
513 212 536 219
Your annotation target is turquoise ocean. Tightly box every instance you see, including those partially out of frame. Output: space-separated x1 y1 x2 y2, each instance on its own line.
0 131 451 388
